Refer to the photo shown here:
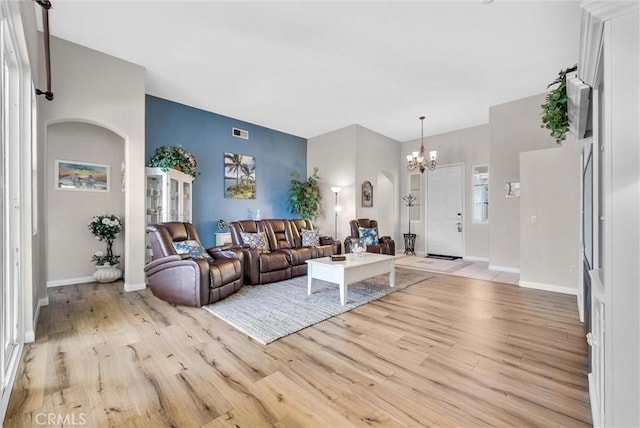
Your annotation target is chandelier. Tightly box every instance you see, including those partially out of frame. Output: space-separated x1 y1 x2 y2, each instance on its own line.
406 115 437 173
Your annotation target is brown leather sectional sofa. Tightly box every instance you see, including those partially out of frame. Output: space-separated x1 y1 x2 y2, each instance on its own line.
229 218 340 285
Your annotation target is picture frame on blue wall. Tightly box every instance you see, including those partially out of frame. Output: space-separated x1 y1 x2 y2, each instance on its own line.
224 152 256 199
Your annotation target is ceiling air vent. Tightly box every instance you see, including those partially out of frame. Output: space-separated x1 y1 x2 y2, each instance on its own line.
232 127 249 139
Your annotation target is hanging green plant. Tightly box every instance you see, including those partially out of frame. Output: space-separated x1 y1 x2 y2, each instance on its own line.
288 167 321 221
541 64 577 143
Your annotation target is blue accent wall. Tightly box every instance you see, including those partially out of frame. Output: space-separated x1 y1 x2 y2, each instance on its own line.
146 95 307 248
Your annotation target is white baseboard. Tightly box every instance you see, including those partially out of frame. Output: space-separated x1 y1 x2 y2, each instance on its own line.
24 296 49 343
518 280 578 296
489 265 520 273
577 294 584 323
47 276 94 288
464 256 489 262
124 282 146 292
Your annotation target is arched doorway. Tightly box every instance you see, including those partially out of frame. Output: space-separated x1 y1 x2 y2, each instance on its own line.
45 121 125 286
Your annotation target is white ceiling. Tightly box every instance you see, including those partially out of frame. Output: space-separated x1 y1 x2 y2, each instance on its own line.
43 1 581 141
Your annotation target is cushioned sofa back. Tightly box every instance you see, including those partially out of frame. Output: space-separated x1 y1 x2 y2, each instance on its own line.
349 218 379 237
147 222 202 259
288 218 313 247
261 219 294 250
229 220 264 246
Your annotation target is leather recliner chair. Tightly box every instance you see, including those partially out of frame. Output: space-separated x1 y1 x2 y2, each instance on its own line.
145 222 243 307
344 218 396 255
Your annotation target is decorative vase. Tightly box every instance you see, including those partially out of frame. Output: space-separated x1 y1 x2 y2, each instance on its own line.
93 264 122 283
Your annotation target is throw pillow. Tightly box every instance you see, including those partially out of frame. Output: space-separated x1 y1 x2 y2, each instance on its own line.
240 231 270 252
300 228 320 246
358 226 379 246
172 240 214 262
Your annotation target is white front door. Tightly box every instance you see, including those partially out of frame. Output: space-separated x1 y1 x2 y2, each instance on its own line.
426 164 464 257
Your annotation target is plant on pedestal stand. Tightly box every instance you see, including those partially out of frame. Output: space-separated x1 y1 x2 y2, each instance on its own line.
88 213 123 283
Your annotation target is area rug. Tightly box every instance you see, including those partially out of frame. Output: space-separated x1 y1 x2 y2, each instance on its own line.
204 267 433 345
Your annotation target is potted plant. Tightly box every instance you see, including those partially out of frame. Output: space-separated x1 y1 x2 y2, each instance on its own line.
288 167 321 221
148 145 200 179
88 213 123 283
541 64 578 143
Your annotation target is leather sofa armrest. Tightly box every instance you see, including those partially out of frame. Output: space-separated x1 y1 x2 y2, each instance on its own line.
317 236 341 255
237 247 261 285
344 236 359 253
144 255 210 307
207 247 244 274
144 256 209 280
144 254 188 272
378 236 395 255
206 247 239 260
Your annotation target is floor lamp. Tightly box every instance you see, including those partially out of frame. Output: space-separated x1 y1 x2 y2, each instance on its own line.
331 186 341 238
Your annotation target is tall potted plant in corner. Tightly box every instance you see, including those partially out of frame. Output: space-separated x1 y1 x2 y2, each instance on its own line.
287 167 321 222
541 64 577 143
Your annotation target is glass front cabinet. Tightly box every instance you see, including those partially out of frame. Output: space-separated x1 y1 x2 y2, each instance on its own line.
145 167 193 261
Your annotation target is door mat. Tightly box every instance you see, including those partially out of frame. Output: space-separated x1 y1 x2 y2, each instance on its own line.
426 254 462 261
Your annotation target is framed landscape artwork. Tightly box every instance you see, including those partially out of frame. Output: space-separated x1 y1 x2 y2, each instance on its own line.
224 153 256 199
55 160 110 192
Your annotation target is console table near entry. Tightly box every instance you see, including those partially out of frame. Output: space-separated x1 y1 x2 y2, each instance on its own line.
215 232 232 247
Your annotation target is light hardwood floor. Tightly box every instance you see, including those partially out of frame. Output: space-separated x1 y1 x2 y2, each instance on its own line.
5 273 591 427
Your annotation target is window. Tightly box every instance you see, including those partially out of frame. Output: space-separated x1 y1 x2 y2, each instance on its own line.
0 3 32 419
472 165 488 223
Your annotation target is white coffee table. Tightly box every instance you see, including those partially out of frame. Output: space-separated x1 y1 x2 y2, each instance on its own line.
306 253 396 305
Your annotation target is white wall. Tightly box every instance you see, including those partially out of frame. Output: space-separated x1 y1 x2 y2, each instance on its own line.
355 126 399 240
400 124 490 257
488 94 560 270
307 125 357 240
39 36 146 293
519 143 580 293
308 124 400 246
46 122 125 284
602 7 640 426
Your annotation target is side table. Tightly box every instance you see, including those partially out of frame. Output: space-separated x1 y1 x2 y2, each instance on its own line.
215 232 232 247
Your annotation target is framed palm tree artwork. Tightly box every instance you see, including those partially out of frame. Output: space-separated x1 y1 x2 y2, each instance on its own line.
224 153 256 199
